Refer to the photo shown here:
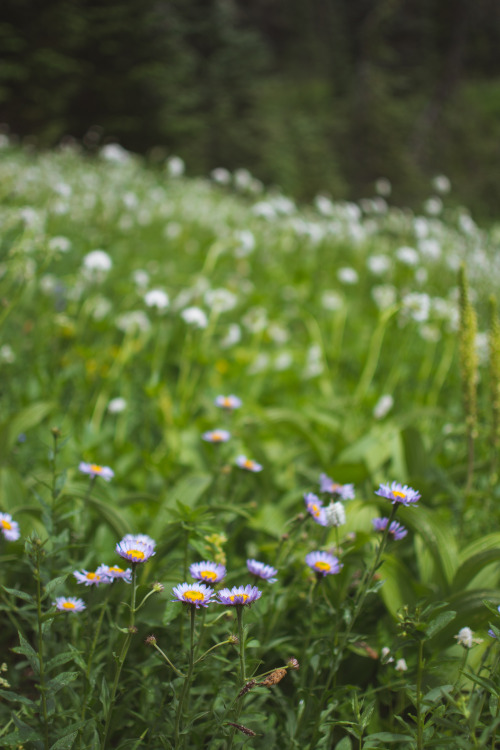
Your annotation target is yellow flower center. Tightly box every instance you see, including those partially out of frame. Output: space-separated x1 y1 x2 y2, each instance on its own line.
329 483 341 492
86 572 98 580
315 561 331 572
310 504 321 517
110 567 124 574
244 460 254 469
201 570 217 582
212 432 223 442
127 549 145 560
230 593 249 603
90 464 103 473
62 601 76 609
0 519 12 530
184 590 204 603
223 398 232 407
392 490 406 499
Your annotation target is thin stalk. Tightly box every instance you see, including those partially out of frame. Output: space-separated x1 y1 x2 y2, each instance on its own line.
306 505 398 748
151 641 185 678
174 606 196 749
416 639 425 750
35 548 50 750
101 566 138 749
79 591 112 747
354 305 398 402
227 607 247 750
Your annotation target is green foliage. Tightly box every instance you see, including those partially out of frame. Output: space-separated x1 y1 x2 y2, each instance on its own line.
0 148 500 747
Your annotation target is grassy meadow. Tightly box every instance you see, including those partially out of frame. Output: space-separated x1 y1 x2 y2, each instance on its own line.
2 143 500 749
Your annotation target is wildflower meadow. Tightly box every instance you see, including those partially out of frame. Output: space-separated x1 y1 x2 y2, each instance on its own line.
3 142 500 749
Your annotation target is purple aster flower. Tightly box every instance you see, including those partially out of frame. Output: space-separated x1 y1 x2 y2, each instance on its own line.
190 561 226 584
375 481 421 507
0 512 20 541
202 429 231 443
217 585 262 607
319 473 355 500
54 596 86 612
95 564 132 582
215 395 242 410
73 568 110 586
372 517 408 540
247 559 278 583
236 455 263 472
172 582 214 608
305 551 343 577
116 535 156 564
79 462 114 481
121 533 156 551
304 493 327 526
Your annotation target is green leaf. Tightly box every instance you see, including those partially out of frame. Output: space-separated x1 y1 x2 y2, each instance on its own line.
334 738 352 750
0 688 34 705
364 732 414 744
7 402 55 450
453 534 500 590
426 611 457 638
12 632 40 675
46 670 79 693
44 574 69 599
2 586 33 603
49 731 78 750
46 650 79 673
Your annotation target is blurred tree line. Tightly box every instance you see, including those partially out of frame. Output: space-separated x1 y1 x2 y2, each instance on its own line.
1 0 500 217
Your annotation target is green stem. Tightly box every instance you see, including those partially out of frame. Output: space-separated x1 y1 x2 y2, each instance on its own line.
174 606 196 749
35 549 50 750
237 607 246 685
416 639 425 750
79 591 112 747
305 505 398 748
101 566 138 749
152 642 185 678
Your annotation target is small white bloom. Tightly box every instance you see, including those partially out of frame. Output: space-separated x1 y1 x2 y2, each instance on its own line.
381 647 394 664
83 250 112 274
418 238 441 261
395 658 408 672
371 284 397 310
108 397 127 414
242 307 267 333
166 156 185 177
432 175 451 194
234 229 255 258
204 288 238 313
144 289 169 311
373 394 393 420
414 267 428 285
454 627 483 649
458 213 477 236
48 236 71 253
324 501 346 527
321 291 344 311
419 325 441 343
252 201 276 220
234 168 253 190
181 306 208 329
248 352 270 374
0 345 15 363
424 196 443 216
100 143 131 163
274 351 293 371
220 323 241 348
375 178 392 197
395 246 419 266
337 267 358 285
401 292 431 323
211 167 231 185
315 195 335 216
367 254 391 275
132 269 150 289
116 311 151 333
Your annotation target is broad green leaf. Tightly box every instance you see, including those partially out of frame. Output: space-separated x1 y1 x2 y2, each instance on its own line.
49 731 78 750
426 611 456 638
378 554 418 617
398 505 458 589
46 670 79 693
12 633 40 675
7 402 55 450
334 738 352 750
0 688 34 705
44 574 69 599
3 586 33 603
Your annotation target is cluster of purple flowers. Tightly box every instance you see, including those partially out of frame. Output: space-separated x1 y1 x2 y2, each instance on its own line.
173 557 277 609
54 533 156 613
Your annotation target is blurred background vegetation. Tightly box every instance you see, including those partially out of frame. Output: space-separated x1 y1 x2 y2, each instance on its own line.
1 0 500 219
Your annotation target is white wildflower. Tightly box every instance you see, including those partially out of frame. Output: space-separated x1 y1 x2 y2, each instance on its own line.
424 196 443 216
395 658 408 672
371 284 397 310
375 178 392 196
324 501 346 527
395 246 419 266
432 175 451 194
48 236 71 253
220 323 242 348
116 311 151 334
454 627 483 649
321 291 344 311
181 306 208 329
166 156 185 178
204 288 238 313
337 267 358 285
144 289 169 311
211 167 231 185
367 254 391 275
373 394 394 420
108 397 127 414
